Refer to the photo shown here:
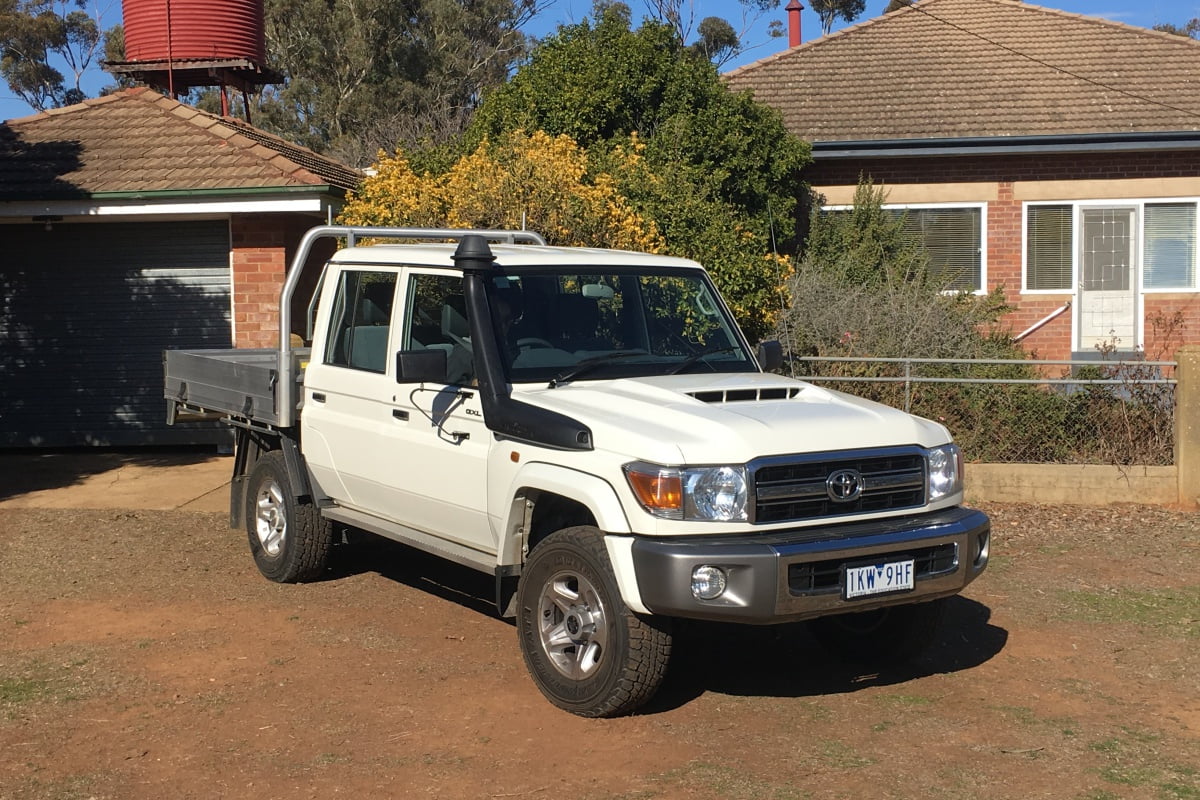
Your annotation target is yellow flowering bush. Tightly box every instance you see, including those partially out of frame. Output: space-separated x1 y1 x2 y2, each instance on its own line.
339 131 661 252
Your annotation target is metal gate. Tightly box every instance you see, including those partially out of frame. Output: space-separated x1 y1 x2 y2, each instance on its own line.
0 220 232 446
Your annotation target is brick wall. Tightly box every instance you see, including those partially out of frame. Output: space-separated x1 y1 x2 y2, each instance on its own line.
230 215 334 349
231 216 289 349
807 150 1200 360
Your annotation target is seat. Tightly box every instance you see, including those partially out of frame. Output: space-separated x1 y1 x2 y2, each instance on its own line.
547 293 601 351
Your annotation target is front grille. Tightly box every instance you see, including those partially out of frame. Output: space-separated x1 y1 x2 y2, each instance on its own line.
787 542 958 596
753 448 926 524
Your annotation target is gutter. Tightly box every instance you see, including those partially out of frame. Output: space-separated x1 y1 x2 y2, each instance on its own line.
83 184 351 200
811 130 1200 160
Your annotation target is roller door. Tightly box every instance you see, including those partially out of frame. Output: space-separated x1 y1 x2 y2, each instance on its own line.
0 220 232 446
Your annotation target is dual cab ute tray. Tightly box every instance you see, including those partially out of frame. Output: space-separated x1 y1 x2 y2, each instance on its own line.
163 348 309 426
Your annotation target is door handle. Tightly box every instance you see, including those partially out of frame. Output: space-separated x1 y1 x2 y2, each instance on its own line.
392 409 409 421
311 392 326 403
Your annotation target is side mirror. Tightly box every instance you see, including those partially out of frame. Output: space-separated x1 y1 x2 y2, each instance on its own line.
756 340 784 373
396 349 447 383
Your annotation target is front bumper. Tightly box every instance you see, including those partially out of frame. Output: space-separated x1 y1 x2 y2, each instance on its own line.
627 506 989 623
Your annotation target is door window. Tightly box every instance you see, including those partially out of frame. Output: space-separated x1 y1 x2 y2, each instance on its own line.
403 273 475 386
323 271 397 373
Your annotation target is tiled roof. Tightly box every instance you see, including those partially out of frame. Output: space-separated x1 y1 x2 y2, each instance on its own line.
725 0 1200 142
0 88 361 200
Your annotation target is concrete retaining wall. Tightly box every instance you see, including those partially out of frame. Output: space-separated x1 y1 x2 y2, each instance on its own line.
965 463 1179 507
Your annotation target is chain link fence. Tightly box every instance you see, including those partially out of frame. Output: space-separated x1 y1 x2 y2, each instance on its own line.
791 356 1177 466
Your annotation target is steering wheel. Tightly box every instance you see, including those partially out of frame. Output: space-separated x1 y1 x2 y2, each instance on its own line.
518 337 555 350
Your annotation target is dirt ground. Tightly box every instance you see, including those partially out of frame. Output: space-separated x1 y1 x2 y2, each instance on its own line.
1 476 1197 798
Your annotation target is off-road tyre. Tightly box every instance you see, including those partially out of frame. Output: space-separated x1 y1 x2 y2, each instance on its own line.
517 527 671 717
245 451 333 583
808 598 947 665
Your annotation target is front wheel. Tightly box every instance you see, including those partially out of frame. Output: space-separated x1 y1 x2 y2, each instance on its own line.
516 527 671 717
245 451 333 583
808 598 947 665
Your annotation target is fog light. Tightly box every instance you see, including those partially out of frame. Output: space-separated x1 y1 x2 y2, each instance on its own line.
973 531 990 567
691 565 728 600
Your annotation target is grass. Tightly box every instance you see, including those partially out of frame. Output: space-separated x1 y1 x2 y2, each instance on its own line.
1088 728 1200 799
648 762 812 800
0 676 53 705
1058 586 1200 636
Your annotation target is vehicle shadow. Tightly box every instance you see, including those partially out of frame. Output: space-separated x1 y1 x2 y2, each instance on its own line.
328 535 1007 712
644 596 1007 713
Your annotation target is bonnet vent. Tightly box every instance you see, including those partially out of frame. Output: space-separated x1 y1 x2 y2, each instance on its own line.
690 387 801 404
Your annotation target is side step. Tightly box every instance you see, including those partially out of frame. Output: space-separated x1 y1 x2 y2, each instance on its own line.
321 507 496 574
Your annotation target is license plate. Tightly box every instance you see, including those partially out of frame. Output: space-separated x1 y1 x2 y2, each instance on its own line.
844 559 915 599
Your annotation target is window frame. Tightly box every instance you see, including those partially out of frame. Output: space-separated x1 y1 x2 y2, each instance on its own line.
1022 198 1200 295
321 268 399 375
821 201 988 294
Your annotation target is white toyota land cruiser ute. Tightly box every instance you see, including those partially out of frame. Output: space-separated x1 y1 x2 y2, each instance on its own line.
164 226 990 717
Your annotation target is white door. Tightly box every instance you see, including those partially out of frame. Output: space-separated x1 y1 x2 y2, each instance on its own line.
303 268 493 553
1077 207 1138 351
385 271 493 552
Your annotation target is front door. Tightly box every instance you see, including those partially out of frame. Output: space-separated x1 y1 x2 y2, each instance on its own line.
301 267 492 554
1077 207 1138 352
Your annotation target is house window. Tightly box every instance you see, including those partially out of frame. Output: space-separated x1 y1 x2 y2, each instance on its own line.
1144 203 1196 289
1026 205 1073 290
896 207 983 292
1025 202 1200 292
820 203 985 291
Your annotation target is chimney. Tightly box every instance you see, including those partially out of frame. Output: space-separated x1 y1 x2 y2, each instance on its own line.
787 0 804 47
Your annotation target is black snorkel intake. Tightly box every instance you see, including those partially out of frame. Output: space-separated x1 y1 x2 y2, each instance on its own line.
455 236 594 451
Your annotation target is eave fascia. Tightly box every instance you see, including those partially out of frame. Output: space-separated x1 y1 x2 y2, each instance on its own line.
810 131 1200 160
0 185 348 220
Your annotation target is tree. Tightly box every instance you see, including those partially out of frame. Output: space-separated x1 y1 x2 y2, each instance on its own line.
808 0 865 35
252 0 541 164
339 130 661 252
467 5 810 340
643 0 784 66
780 179 1017 360
1154 18 1200 38
0 0 114 110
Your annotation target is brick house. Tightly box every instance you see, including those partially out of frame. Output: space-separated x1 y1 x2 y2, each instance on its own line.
0 88 360 446
727 0 1200 361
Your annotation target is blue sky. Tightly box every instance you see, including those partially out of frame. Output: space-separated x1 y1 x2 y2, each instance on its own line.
3 0 1200 122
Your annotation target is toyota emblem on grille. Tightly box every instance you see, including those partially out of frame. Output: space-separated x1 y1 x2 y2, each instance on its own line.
826 469 863 502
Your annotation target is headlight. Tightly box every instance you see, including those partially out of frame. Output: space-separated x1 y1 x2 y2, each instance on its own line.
927 444 963 501
624 462 748 521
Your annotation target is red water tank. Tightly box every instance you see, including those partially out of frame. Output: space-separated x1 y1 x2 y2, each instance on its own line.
122 0 266 64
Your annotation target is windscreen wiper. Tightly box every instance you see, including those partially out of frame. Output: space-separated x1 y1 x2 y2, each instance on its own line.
666 346 739 375
548 351 648 388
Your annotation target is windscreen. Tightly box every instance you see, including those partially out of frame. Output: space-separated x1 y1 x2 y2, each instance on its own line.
490 269 755 383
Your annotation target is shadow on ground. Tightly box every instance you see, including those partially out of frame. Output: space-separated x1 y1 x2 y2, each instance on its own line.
328 533 1007 713
0 446 223 501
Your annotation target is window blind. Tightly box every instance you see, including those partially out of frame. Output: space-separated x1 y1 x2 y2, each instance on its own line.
1026 205 1072 290
1144 203 1196 289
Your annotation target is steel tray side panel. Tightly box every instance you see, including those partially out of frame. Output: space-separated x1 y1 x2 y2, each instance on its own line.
164 349 284 425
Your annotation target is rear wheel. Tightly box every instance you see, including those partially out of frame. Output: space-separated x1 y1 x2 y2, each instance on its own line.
245 451 332 583
517 527 671 717
808 598 947 665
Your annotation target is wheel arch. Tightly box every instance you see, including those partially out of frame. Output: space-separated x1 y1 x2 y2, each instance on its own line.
497 462 631 567
495 463 645 618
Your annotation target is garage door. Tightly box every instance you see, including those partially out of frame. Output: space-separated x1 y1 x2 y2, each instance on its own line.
0 220 232 446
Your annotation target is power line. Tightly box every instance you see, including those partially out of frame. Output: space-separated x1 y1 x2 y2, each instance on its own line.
906 0 1200 122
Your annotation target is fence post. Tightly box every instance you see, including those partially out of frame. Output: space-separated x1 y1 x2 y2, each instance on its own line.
1175 346 1200 508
